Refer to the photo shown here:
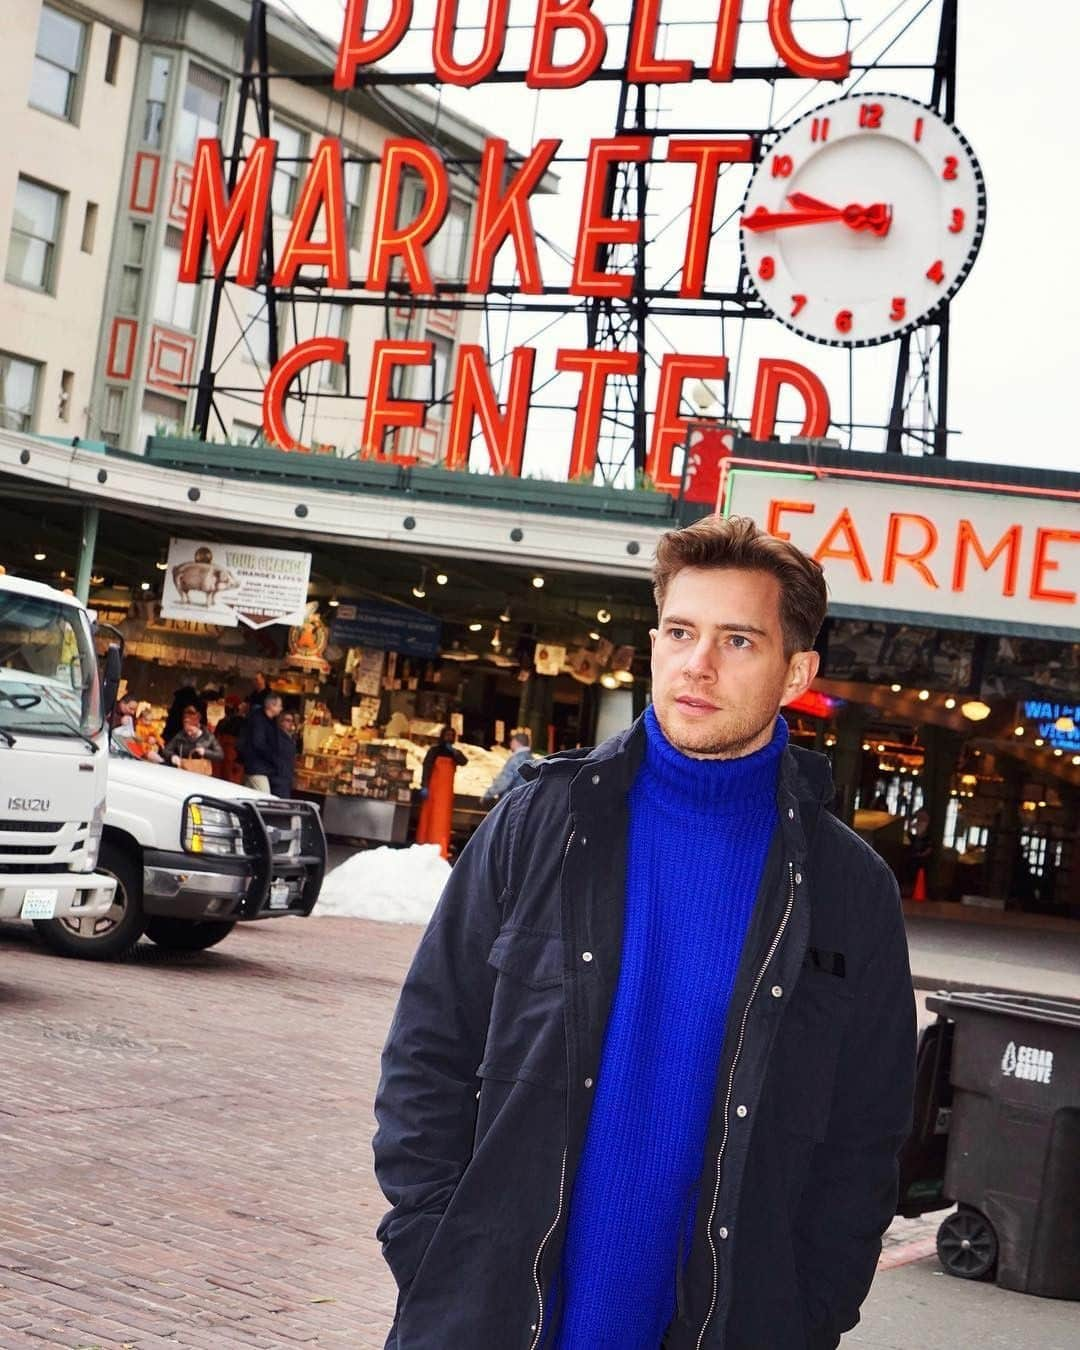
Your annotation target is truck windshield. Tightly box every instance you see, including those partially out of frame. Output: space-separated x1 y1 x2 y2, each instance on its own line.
0 592 101 738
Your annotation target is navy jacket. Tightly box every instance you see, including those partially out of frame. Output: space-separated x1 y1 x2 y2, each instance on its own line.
373 717 916 1350
238 707 279 779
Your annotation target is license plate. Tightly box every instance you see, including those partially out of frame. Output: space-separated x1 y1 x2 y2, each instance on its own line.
21 888 60 920
268 881 291 910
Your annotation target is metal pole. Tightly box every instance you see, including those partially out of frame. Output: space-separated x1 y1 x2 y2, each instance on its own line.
75 505 99 605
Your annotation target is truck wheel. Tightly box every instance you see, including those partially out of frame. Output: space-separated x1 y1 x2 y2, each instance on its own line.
35 840 146 960
936 1206 998 1281
144 917 237 951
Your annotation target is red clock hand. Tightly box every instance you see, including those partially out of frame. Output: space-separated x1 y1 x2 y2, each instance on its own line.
787 193 893 236
742 206 842 231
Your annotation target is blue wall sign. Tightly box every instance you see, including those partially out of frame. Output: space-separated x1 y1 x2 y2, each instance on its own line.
331 602 442 658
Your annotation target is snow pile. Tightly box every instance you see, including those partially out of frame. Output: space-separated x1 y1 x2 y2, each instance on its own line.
314 844 450 924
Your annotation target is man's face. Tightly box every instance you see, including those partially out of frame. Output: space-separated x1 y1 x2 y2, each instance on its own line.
649 566 819 760
264 696 283 720
280 714 296 735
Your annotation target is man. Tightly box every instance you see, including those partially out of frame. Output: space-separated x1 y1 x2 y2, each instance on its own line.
373 516 916 1350
239 690 282 793
481 728 535 805
109 690 138 734
270 710 299 798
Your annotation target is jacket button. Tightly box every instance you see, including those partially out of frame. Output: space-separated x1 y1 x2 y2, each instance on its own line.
581 835 588 846
787 808 795 819
718 1226 729 1240
771 984 783 998
582 951 593 963
735 1104 748 1118
584 1077 594 1089
795 871 803 884
591 773 600 785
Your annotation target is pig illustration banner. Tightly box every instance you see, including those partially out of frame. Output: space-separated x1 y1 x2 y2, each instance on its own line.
161 538 312 630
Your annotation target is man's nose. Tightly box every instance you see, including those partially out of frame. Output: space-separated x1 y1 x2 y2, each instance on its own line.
683 639 717 680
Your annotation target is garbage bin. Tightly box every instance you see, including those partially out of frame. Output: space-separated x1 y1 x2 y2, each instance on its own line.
926 990 1080 1299
895 1015 955 1218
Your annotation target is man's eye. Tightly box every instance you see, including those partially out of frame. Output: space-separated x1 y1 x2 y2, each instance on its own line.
669 627 688 640
730 635 752 649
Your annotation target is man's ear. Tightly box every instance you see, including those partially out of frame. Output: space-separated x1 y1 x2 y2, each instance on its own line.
781 649 821 706
649 627 658 653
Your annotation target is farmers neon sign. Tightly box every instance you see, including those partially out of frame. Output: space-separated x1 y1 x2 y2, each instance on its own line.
178 1 850 480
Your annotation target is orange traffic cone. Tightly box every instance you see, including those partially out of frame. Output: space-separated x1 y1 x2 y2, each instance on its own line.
912 867 928 903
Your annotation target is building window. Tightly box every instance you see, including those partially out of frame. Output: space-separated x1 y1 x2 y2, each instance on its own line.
105 31 122 86
317 305 349 391
241 291 288 368
100 386 126 447
430 333 453 407
80 201 98 254
143 55 171 147
270 117 307 218
429 198 470 281
232 419 263 446
154 226 198 330
118 221 148 314
29 5 86 122
6 177 65 293
175 61 227 162
344 156 366 247
0 354 41 432
138 390 185 450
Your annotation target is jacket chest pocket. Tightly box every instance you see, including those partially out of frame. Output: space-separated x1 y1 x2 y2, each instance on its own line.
477 927 567 1091
771 965 854 1141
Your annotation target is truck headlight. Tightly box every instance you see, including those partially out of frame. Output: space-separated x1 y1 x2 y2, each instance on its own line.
183 802 245 857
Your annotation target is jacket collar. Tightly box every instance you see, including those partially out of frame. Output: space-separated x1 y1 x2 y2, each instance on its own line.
523 713 835 860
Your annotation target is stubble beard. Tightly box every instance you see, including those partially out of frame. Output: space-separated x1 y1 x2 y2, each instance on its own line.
655 698 780 761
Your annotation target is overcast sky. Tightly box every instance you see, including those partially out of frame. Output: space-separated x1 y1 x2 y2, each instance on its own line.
267 1 1079 478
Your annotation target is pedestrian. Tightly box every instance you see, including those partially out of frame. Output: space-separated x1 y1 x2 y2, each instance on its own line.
270 710 299 798
162 705 223 775
373 514 916 1350
248 672 271 708
109 690 139 734
162 685 204 742
481 728 535 804
238 691 282 793
415 726 467 860
214 695 248 783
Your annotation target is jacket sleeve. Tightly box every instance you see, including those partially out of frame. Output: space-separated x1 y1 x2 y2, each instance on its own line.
481 755 517 803
372 789 521 1296
795 857 916 1349
201 732 224 762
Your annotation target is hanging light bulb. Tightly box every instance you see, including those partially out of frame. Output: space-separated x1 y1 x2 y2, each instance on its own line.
596 607 612 624
600 672 619 690
944 697 957 710
531 575 545 589
34 550 47 562
412 566 427 599
140 581 151 592
918 689 930 702
499 605 511 623
491 626 502 652
589 631 601 641
468 621 482 633
435 572 448 586
890 683 902 694
328 596 340 608
156 559 168 571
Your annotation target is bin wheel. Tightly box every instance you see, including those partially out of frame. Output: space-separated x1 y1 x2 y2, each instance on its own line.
936 1206 998 1281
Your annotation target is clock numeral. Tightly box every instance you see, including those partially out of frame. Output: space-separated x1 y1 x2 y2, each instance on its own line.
758 256 776 280
926 260 945 285
859 103 884 129
890 297 907 323
913 116 925 143
949 208 965 233
810 117 830 143
771 154 794 179
791 294 807 317
942 155 959 181
835 309 853 334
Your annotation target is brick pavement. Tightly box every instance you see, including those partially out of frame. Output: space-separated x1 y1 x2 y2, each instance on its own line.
0 916 941 1350
0 917 412 1349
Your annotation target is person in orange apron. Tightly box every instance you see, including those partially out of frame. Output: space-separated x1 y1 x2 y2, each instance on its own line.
415 726 467 861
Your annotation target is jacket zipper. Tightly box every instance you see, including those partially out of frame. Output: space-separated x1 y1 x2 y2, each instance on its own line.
527 826 577 1350
694 861 797 1350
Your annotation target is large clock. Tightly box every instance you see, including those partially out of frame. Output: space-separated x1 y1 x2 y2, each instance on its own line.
739 92 986 347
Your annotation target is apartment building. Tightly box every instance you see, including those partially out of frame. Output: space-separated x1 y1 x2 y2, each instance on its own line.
0 0 492 461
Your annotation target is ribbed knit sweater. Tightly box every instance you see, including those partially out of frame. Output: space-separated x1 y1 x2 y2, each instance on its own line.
553 707 786 1349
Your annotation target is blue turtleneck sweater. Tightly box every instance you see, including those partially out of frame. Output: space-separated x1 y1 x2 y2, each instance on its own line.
554 707 787 1349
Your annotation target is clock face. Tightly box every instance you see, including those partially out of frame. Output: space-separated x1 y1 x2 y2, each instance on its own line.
740 92 986 347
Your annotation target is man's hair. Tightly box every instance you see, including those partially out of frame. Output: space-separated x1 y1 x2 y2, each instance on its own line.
652 515 828 656
264 692 283 708
510 728 531 749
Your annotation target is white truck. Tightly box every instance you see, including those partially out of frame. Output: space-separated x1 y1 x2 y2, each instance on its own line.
36 743 328 959
0 576 120 929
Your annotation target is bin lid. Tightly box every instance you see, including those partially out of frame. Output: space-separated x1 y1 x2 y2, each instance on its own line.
926 990 1080 1029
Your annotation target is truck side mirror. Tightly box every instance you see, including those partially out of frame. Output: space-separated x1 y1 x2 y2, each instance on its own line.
102 643 123 719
